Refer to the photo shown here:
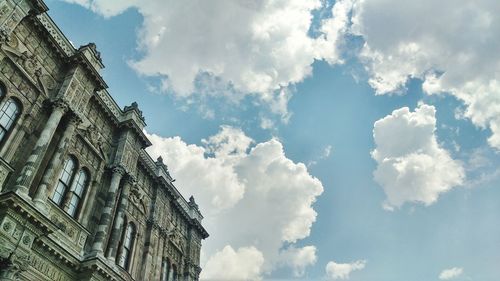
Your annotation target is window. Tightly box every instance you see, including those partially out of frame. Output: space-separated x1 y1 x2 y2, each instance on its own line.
51 157 91 218
118 223 136 270
52 157 76 205
161 259 170 281
67 169 88 217
0 98 21 143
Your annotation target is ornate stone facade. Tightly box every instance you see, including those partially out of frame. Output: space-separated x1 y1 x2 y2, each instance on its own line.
0 0 209 280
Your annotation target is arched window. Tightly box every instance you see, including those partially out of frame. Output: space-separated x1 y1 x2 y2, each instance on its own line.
0 98 21 143
67 169 88 217
161 259 170 281
52 157 76 205
118 223 136 270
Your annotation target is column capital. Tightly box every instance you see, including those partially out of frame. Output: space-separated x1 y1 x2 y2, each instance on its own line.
123 174 137 186
51 99 69 113
109 165 126 176
67 113 83 127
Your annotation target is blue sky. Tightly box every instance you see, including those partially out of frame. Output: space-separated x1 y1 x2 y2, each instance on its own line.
47 0 500 280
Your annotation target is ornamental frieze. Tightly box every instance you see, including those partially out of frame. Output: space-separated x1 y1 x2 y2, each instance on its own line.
28 253 73 281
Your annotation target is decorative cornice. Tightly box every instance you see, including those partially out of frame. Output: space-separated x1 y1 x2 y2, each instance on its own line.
34 13 74 57
95 89 121 121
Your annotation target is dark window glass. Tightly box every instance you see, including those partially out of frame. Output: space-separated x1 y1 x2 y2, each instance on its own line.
161 259 170 281
52 157 76 205
67 170 88 217
118 223 136 270
0 99 20 143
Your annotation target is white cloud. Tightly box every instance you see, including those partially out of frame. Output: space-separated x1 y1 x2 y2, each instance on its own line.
372 104 465 209
439 267 464 280
260 117 275 130
325 260 366 280
146 130 245 215
64 0 351 119
278 246 317 277
146 126 324 279
201 246 264 281
348 0 500 150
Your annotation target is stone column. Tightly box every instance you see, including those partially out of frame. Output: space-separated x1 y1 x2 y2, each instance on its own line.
12 100 67 197
79 179 99 226
32 114 80 211
154 235 165 281
106 175 134 261
91 166 125 254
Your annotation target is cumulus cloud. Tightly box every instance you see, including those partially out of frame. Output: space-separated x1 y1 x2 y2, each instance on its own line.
325 260 366 280
201 246 264 281
146 129 245 215
439 267 464 280
146 126 324 279
278 246 317 277
64 0 352 119
372 104 465 209
348 0 500 149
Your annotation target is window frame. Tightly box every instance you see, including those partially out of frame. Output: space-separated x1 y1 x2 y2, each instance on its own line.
66 168 89 218
161 258 171 281
52 156 77 206
0 94 22 147
117 222 136 271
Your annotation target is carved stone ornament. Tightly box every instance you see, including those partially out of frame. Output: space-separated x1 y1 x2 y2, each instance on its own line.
111 165 126 176
52 99 69 113
0 27 8 43
83 123 103 149
0 253 29 281
0 5 10 19
129 185 147 214
21 51 40 78
5 33 18 48
40 74 55 90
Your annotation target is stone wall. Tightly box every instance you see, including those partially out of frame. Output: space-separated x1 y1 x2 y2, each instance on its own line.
0 0 208 280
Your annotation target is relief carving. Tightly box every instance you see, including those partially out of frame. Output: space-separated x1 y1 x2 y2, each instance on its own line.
1 217 16 236
0 4 10 19
130 184 147 215
50 214 76 240
28 254 72 281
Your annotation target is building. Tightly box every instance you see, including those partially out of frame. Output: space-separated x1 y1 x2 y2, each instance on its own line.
0 0 209 280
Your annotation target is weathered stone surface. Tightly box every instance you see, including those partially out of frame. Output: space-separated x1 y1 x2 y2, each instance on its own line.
0 1 208 280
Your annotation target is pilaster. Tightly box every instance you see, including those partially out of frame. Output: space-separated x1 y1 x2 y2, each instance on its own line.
91 165 125 254
11 99 68 197
106 175 135 261
33 113 81 212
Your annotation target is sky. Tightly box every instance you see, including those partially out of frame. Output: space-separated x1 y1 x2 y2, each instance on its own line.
45 0 500 280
